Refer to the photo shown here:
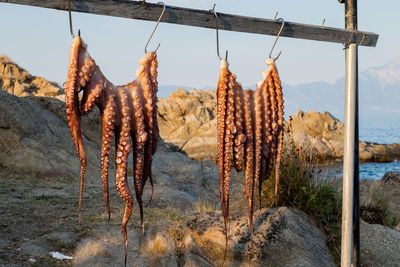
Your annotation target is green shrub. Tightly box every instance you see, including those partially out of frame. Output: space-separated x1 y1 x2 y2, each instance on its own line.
261 148 341 263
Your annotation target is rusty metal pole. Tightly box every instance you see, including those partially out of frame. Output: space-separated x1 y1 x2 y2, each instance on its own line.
340 0 360 266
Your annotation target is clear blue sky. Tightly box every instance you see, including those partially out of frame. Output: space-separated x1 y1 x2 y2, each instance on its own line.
1 0 399 90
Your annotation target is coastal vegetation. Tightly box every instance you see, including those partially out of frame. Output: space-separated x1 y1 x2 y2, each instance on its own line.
261 147 342 262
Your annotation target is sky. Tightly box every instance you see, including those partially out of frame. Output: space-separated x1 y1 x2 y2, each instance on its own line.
1 0 400 91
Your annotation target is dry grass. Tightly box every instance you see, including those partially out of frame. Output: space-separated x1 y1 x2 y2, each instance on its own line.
260 133 342 264
0 167 186 265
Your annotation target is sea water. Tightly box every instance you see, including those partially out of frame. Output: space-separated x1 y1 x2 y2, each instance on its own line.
360 120 400 144
320 122 400 180
320 161 400 180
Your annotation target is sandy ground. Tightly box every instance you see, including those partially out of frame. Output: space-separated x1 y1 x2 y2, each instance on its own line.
0 167 139 266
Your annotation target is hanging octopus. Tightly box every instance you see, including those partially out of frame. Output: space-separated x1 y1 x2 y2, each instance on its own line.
64 36 159 264
216 58 284 235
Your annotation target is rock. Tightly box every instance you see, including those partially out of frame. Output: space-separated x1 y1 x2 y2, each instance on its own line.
74 238 119 266
358 142 400 162
287 110 400 162
151 150 219 210
0 90 100 180
72 207 335 266
28 95 103 148
0 55 62 97
73 224 177 267
360 171 400 230
286 110 344 160
21 232 76 257
183 252 213 267
0 88 220 210
157 89 217 161
158 89 400 163
20 243 48 257
183 207 335 266
360 222 400 266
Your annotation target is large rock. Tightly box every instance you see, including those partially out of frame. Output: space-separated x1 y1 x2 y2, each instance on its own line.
157 89 217 161
0 90 100 179
286 110 344 160
73 207 335 266
0 89 220 209
184 207 335 266
287 110 400 162
360 222 400 266
0 55 62 97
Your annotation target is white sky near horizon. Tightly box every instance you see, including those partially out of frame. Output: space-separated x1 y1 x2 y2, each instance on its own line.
1 0 400 90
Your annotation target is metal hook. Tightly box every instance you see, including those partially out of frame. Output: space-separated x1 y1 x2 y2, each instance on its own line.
68 0 80 38
211 4 228 60
68 0 74 38
322 18 326 27
269 17 285 61
273 12 279 21
144 2 165 53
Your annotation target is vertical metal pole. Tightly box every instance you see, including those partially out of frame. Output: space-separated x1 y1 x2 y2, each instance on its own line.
342 42 356 267
353 49 360 267
341 0 359 266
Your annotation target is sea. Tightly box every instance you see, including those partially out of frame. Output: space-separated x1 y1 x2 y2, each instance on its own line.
320 121 400 180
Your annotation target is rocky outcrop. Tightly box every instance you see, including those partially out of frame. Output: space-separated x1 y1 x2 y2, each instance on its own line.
0 89 220 208
0 90 99 179
158 89 400 163
360 222 400 266
183 207 335 266
157 88 217 161
0 55 62 97
286 110 344 160
287 110 400 162
73 207 336 267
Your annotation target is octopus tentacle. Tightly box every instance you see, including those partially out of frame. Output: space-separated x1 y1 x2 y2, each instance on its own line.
135 53 159 229
80 69 104 115
129 81 147 233
100 93 116 219
252 88 263 209
258 79 269 185
222 72 236 236
269 62 284 195
137 53 156 191
258 73 274 201
147 54 159 206
149 54 159 155
115 87 133 265
243 89 254 232
217 59 229 232
232 81 246 172
64 36 87 224
265 71 278 197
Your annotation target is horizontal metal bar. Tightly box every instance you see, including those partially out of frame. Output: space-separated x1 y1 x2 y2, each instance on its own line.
1 0 378 47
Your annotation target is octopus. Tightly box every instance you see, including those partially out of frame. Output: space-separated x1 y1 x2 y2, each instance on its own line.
216 58 284 236
64 36 159 265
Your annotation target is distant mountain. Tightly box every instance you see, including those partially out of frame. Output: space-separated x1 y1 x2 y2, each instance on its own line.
282 56 400 123
159 57 400 124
